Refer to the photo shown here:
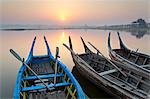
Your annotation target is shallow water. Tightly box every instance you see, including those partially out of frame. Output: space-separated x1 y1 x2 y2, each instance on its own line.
0 29 150 98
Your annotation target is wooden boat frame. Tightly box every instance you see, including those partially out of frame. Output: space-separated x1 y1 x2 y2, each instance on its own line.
13 36 85 99
64 36 150 99
108 32 150 74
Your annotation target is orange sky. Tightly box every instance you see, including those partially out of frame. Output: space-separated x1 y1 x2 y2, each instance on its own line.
1 0 149 25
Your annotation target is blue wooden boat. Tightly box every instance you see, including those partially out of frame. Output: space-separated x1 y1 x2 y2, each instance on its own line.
11 36 85 99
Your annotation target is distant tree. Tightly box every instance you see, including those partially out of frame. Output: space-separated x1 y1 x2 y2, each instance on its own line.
137 18 146 24
132 18 148 28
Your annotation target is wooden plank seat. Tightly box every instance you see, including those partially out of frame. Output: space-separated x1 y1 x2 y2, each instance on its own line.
99 69 117 76
22 82 71 92
23 73 64 81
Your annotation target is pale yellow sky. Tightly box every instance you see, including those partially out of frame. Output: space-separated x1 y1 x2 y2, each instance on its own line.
1 0 149 25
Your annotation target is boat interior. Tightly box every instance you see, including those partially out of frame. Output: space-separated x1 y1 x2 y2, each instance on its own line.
113 49 150 70
79 53 150 98
19 56 77 99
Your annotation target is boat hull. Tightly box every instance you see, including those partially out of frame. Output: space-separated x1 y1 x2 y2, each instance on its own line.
73 59 134 99
74 62 124 98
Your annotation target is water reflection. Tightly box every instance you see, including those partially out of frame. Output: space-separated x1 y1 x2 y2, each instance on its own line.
57 31 68 46
0 30 150 98
127 29 149 39
62 32 65 38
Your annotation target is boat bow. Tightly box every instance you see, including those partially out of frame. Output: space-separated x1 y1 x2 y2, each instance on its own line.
44 36 52 56
80 37 93 53
108 32 112 51
117 32 128 50
27 36 36 60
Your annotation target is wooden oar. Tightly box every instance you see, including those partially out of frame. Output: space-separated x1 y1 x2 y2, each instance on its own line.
10 49 52 91
54 47 60 85
88 42 127 77
63 44 76 55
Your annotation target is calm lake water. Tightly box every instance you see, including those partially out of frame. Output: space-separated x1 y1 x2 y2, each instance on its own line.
0 29 150 98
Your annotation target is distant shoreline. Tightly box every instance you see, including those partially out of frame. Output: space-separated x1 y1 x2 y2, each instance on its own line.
1 27 150 32
1 23 150 32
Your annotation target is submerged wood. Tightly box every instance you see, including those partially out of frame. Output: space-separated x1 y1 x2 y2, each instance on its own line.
64 36 150 99
108 32 150 74
12 36 85 99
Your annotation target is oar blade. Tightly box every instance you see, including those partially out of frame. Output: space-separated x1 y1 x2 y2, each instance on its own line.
10 49 23 62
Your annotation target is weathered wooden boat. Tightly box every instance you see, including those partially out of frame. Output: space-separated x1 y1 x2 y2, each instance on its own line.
63 36 150 99
10 36 85 99
108 32 150 73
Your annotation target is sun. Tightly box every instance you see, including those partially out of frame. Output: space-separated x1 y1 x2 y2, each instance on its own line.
60 16 66 21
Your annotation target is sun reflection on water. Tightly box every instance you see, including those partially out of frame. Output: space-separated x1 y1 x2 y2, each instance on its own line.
62 32 65 38
57 31 68 46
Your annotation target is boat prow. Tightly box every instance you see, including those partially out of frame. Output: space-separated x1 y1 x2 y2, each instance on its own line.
80 36 93 53
117 32 129 50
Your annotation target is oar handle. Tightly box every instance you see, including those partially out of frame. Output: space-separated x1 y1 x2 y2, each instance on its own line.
55 47 60 59
10 49 23 62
